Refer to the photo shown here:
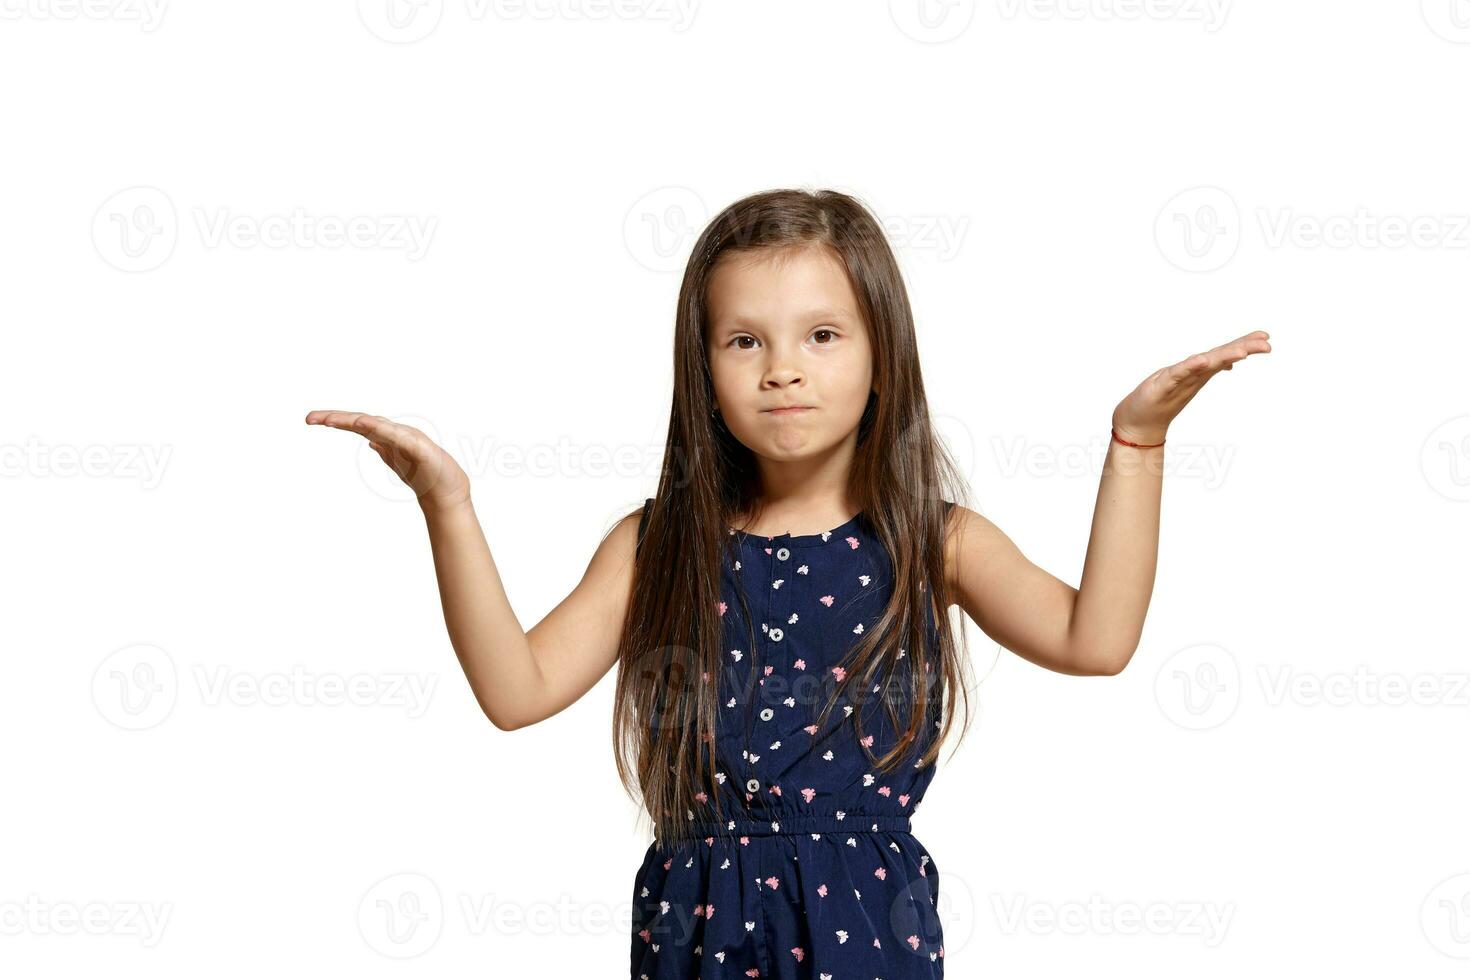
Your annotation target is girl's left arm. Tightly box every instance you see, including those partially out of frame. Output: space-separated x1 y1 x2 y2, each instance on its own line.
945 330 1272 677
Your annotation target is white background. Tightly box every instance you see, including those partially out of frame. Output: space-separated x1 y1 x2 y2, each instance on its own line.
4 0 1469 976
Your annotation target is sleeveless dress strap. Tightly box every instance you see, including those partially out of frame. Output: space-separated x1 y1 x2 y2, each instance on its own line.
635 497 653 557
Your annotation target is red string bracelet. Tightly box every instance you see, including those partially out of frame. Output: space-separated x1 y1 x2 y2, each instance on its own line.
1111 428 1166 449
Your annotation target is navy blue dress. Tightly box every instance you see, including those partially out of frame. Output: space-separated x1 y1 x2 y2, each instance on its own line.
630 500 949 979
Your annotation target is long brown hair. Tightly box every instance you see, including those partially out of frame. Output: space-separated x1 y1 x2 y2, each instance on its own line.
612 188 976 847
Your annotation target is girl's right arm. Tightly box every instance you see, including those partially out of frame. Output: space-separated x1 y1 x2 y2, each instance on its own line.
305 411 640 731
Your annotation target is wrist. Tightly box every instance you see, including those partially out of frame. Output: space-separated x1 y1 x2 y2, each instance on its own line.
420 491 475 521
1110 424 1167 448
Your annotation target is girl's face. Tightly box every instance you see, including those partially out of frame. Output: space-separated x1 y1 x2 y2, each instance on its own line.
704 244 874 465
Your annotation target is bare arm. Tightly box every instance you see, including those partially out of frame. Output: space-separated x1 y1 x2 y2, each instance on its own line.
944 330 1271 677
1067 437 1164 673
304 410 640 731
943 504 1104 676
422 498 639 730
942 448 1160 678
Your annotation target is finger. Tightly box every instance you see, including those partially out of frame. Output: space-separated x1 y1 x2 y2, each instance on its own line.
1178 336 1264 380
1207 333 1272 364
311 412 414 449
306 410 391 429
305 410 375 433
1150 335 1268 401
1216 336 1271 370
1159 353 1211 386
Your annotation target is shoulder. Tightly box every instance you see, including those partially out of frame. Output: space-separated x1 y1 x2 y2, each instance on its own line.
941 500 1005 538
588 499 647 565
939 501 1008 596
553 501 647 615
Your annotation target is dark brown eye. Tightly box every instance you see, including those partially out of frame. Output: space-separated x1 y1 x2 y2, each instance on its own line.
813 328 835 344
732 336 756 350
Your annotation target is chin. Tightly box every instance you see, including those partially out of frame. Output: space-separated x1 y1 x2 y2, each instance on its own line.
757 435 841 458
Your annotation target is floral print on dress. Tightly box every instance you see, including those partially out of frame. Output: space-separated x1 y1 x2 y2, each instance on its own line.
630 500 950 979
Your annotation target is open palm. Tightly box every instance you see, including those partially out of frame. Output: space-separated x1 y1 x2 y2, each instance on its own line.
1112 330 1272 445
304 411 471 511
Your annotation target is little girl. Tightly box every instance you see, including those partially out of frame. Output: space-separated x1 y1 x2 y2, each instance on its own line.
305 188 1270 978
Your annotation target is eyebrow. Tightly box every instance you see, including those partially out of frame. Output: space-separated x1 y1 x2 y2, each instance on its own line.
723 309 853 329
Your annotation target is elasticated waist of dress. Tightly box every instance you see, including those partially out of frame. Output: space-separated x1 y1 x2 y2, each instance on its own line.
664 814 912 842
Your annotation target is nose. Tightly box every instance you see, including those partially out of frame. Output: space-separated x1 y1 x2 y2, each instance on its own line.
759 336 807 389
761 350 804 387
